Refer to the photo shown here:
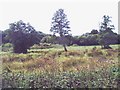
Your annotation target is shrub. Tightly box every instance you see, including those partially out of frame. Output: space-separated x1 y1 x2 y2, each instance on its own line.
87 49 103 57
2 43 13 52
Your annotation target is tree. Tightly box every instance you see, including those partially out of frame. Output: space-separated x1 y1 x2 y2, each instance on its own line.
90 29 98 34
1 30 11 44
72 36 80 45
41 34 57 44
99 15 115 49
118 34 120 44
8 20 41 53
50 9 71 51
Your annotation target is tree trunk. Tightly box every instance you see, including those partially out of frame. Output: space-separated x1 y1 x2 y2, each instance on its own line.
63 44 67 52
60 34 67 52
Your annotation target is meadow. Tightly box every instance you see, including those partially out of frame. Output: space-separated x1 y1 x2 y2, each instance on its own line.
1 45 120 88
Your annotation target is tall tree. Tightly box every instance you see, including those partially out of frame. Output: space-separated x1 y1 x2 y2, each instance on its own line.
8 20 41 53
99 15 116 49
50 9 71 51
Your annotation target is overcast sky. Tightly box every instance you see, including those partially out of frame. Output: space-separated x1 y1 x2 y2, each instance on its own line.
0 0 118 35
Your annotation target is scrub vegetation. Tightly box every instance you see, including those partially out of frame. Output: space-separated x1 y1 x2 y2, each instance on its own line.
1 45 119 88
0 9 119 89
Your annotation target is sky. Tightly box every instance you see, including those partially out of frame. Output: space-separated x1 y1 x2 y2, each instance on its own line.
0 0 118 36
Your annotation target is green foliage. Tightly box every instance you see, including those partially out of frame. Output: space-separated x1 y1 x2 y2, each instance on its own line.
50 9 70 36
99 15 117 49
50 9 71 51
41 35 57 44
100 15 115 32
118 34 120 44
2 45 119 88
1 30 11 44
2 43 13 52
1 13 119 88
7 20 44 53
2 66 118 88
90 29 98 34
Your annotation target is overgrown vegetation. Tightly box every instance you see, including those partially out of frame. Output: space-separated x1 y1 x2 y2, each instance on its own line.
0 8 119 89
2 45 119 88
1 14 119 54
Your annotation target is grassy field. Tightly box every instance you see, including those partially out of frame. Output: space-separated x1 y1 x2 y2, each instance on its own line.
1 45 120 88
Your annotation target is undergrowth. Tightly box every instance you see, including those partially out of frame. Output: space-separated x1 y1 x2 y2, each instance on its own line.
2 45 119 88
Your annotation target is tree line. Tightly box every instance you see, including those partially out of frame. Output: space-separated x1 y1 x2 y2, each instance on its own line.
0 9 120 53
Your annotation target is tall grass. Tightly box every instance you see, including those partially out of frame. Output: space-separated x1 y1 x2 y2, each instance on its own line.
2 44 119 88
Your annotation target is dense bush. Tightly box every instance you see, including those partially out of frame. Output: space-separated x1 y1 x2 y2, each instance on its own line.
2 66 118 88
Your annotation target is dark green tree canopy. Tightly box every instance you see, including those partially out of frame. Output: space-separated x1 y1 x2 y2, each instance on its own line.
8 20 42 53
1 14 119 53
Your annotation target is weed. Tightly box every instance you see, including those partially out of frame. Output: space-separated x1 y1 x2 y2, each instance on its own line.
2 45 119 88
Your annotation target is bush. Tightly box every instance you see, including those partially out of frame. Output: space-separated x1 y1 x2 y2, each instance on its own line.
2 67 118 88
2 43 13 52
